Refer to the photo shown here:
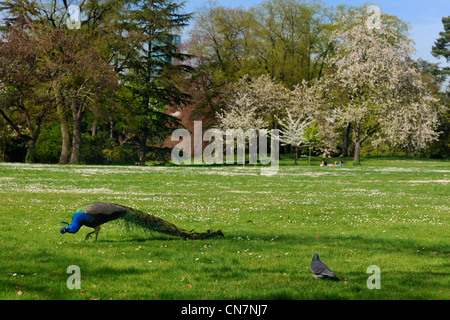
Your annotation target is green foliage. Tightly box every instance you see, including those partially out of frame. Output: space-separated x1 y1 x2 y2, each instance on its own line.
102 144 139 165
0 0 192 165
426 108 450 159
80 133 108 165
190 0 335 88
35 124 62 164
432 16 450 78
78 133 138 165
0 2 448 164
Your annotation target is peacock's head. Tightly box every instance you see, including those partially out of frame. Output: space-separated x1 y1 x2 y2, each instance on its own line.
60 221 70 235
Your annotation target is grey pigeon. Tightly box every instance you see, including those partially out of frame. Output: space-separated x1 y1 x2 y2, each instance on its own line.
310 253 338 280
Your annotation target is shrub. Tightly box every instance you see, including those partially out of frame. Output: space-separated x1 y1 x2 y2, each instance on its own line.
103 144 138 165
35 124 61 163
80 133 108 165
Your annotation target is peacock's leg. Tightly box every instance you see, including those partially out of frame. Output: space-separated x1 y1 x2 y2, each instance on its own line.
85 226 101 241
94 226 100 241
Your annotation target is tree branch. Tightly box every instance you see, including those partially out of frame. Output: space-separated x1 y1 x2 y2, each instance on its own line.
0 107 32 140
360 123 380 144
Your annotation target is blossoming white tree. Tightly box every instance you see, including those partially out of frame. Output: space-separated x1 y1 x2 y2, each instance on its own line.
277 110 311 165
303 120 322 166
216 90 267 166
243 74 290 126
323 9 444 163
218 75 338 164
217 75 293 166
216 91 267 131
219 74 290 127
289 79 338 154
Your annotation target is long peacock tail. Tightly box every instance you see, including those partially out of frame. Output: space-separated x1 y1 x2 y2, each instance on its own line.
122 206 224 240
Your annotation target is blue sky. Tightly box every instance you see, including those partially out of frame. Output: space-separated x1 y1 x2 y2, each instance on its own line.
181 0 450 67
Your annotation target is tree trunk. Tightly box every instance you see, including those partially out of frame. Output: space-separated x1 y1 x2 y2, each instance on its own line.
139 131 147 166
309 145 312 166
109 119 114 139
294 146 298 165
69 95 83 164
24 116 43 164
342 123 351 157
0 130 5 162
52 83 70 164
354 141 361 164
57 103 70 164
139 90 150 166
91 119 97 137
25 138 37 163
353 123 361 165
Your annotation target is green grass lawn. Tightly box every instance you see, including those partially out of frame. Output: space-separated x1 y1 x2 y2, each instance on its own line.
0 157 448 300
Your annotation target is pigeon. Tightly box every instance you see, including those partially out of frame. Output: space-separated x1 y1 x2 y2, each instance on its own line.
310 253 338 280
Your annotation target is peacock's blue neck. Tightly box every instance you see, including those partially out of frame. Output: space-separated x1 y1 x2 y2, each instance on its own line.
66 212 94 233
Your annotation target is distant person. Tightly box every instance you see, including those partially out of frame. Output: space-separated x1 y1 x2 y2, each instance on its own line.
337 160 344 167
320 159 328 166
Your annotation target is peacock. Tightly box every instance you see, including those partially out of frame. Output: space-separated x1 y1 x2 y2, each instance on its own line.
60 202 224 241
